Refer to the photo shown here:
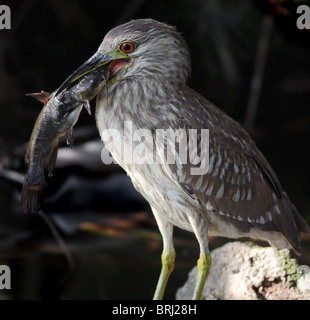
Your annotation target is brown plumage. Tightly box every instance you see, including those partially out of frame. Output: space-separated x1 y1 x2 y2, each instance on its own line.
158 85 310 254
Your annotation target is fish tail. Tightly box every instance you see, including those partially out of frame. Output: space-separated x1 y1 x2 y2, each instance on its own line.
21 182 44 213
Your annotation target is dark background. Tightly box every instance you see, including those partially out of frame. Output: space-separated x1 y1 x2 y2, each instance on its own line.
0 0 309 300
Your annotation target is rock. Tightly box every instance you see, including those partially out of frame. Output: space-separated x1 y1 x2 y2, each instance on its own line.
176 241 310 300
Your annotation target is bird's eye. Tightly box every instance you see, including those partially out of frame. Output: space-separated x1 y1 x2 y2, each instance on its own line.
120 42 135 53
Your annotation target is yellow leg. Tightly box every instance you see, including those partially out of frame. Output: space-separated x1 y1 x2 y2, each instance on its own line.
192 253 212 300
153 250 176 300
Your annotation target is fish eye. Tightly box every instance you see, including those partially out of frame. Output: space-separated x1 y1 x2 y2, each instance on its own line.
120 42 135 53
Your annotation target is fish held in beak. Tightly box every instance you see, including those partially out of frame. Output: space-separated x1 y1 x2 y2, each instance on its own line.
22 64 109 213
55 53 111 96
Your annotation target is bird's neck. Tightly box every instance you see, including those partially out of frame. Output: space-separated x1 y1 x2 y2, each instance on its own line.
96 77 183 131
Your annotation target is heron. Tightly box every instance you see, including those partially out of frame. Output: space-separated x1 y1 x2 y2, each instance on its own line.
56 19 310 300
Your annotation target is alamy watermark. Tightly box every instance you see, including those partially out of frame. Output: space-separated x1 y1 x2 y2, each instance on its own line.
0 265 11 289
297 264 310 276
100 121 209 175
0 5 11 30
297 265 310 293
296 5 310 29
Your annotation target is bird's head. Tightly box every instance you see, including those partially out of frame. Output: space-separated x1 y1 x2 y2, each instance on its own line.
56 19 191 95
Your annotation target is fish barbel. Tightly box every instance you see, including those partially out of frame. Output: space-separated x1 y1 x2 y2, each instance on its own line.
22 65 109 213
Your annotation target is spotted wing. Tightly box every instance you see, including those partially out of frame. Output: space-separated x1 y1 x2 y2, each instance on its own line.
157 87 309 253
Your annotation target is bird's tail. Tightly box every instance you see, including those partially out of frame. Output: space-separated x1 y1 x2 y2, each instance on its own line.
282 192 310 234
275 192 310 255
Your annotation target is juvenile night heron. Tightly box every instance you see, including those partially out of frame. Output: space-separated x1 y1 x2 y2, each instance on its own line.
57 19 310 300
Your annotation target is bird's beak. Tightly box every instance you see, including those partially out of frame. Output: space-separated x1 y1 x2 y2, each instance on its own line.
55 50 132 96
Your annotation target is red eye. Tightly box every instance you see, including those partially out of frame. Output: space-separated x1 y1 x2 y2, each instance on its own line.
120 42 135 53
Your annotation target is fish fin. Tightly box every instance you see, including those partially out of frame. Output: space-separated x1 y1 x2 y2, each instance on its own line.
46 144 59 177
83 101 91 115
22 182 43 213
24 148 30 165
26 91 51 104
22 171 45 213
66 129 74 148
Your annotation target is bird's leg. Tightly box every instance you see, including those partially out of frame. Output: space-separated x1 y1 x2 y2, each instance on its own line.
188 215 211 300
192 252 212 300
152 209 175 300
153 249 176 300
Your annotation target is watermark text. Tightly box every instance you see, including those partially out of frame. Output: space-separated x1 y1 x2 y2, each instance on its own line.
296 5 310 29
0 265 11 289
0 5 11 30
100 121 209 175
